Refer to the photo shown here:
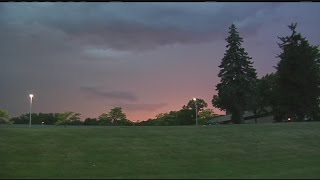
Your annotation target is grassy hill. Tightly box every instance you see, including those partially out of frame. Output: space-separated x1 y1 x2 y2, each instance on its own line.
1 122 320 179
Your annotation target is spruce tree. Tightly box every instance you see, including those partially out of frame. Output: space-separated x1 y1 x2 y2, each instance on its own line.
273 23 320 121
212 24 257 124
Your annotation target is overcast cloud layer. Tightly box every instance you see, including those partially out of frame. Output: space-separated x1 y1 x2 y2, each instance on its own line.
1 2 320 121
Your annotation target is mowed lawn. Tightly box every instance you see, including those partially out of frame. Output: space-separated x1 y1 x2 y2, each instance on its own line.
1 123 320 179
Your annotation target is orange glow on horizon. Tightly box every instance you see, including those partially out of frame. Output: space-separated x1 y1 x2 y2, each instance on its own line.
83 105 225 122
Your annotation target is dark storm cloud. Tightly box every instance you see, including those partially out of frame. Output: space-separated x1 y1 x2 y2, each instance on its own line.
0 3 281 51
116 103 168 112
80 86 138 102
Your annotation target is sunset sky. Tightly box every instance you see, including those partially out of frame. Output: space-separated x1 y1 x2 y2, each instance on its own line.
1 2 320 121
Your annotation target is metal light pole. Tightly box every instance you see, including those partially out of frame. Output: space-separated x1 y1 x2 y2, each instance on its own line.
29 94 34 128
193 98 198 126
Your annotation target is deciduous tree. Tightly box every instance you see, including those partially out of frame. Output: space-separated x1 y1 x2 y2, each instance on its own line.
0 109 11 124
55 112 81 127
183 98 208 112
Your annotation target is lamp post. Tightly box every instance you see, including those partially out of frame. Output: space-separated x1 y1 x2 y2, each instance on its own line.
193 98 198 126
29 94 34 128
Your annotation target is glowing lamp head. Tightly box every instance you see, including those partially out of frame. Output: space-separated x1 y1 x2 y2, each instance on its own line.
29 94 34 98
193 98 196 101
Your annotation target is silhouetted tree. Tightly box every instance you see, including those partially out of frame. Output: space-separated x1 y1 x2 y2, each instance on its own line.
249 73 277 123
11 113 59 125
84 118 99 126
109 107 128 125
212 24 257 124
98 107 130 126
273 23 320 121
183 98 208 112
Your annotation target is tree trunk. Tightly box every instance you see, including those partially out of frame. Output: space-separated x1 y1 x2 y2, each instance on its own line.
254 110 257 124
231 110 244 124
239 112 244 124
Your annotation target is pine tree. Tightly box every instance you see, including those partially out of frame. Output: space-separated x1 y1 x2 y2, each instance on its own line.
212 24 257 124
273 23 320 121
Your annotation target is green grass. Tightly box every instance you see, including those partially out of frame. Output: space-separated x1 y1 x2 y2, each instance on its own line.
1 122 320 179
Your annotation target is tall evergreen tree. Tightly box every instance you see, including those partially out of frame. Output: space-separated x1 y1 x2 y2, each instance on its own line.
212 24 257 124
273 23 320 121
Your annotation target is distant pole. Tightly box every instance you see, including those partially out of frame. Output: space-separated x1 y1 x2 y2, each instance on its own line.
29 94 34 128
193 98 198 126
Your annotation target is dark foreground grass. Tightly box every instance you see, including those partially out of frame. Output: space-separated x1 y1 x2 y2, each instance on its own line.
1 122 320 179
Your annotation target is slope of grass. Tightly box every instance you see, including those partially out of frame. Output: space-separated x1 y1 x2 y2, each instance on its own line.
0 122 320 179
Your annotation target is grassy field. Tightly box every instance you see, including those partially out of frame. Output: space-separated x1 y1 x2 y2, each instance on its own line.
1 122 320 179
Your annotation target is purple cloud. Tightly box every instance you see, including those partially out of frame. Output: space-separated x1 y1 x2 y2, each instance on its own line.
80 86 138 102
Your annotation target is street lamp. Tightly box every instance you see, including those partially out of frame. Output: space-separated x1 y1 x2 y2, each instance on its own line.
193 98 198 126
29 94 34 128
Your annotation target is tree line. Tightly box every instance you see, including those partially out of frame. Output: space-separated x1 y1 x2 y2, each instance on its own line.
1 22 319 126
0 99 218 126
1 107 132 127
